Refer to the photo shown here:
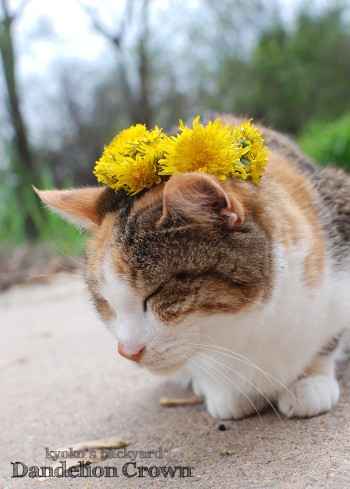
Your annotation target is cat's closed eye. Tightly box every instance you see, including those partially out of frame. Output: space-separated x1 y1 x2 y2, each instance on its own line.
143 284 165 312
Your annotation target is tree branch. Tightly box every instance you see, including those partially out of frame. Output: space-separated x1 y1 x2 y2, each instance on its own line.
77 0 154 125
14 0 30 20
77 1 122 48
0 0 14 26
0 0 29 25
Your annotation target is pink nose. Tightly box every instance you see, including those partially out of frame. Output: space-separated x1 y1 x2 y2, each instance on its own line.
118 342 144 363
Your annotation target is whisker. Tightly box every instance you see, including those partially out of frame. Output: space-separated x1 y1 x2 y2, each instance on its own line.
58 264 82 273
198 352 283 425
182 355 229 396
191 342 301 405
25 273 82 281
197 354 263 424
46 239 84 267
194 343 278 389
177 332 218 346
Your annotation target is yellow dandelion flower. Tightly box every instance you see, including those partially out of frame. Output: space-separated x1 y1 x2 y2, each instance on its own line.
94 117 270 195
232 119 270 185
105 154 161 196
94 124 165 195
159 116 246 180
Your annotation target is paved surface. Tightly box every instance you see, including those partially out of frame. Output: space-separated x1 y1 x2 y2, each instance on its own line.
1 274 350 488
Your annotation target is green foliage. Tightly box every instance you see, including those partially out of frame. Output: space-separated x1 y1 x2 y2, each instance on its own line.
298 113 350 172
212 7 350 134
0 166 84 256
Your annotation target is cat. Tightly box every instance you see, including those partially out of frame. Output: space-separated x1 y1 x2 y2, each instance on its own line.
35 115 350 420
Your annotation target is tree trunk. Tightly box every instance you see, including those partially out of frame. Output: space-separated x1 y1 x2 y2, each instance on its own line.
0 0 37 237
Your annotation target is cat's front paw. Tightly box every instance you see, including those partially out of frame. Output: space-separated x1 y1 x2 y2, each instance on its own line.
205 390 265 420
278 375 339 418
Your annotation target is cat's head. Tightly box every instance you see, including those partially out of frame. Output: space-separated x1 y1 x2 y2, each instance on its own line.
35 173 273 373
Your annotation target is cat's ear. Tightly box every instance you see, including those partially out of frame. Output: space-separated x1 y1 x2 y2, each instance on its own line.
33 186 105 231
160 173 244 227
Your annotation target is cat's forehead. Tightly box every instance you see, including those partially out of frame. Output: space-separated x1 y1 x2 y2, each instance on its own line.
92 185 270 285
101 189 213 281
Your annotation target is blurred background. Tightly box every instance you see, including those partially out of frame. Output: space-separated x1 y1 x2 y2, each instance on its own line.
1 0 350 288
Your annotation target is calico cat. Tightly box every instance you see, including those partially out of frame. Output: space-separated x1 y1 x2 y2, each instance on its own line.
35 115 350 420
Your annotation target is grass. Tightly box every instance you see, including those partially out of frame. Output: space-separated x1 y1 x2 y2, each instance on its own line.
0 167 85 257
298 113 350 172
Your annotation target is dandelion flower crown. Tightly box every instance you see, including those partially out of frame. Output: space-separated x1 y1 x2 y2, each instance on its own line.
94 116 270 195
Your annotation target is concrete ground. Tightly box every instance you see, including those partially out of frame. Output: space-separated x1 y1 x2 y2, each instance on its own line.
1 274 350 489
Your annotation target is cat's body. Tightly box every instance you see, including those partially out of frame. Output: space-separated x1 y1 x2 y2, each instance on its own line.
36 115 350 420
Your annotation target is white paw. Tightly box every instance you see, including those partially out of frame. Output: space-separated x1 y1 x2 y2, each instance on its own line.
278 375 339 418
205 391 266 420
